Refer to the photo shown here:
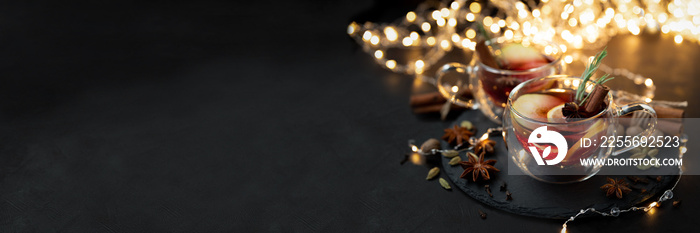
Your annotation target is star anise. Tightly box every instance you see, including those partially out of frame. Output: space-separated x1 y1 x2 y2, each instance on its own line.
442 125 474 146
601 177 632 199
562 102 586 120
474 139 496 155
459 153 500 182
497 77 520 86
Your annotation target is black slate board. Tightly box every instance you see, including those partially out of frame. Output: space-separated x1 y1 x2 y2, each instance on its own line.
441 110 677 219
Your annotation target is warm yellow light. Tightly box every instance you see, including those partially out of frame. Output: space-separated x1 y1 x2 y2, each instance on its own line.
628 21 641 35
573 0 582 6
490 24 500 33
410 31 419 40
649 202 658 208
374 50 383 59
347 22 357 35
560 44 567 53
561 226 567 233
675 35 683 44
498 20 506 27
436 18 446 27
448 18 457 27
564 55 574 64
662 25 670 34
426 36 436 46
386 60 396 69
645 97 652 103
451 34 460 43
645 78 654 87
504 30 514 39
561 12 569 20
533 9 541 17
451 85 459 92
510 22 520 30
421 22 431 32
681 146 688 154
440 40 451 49
415 60 424 69
402 37 413 46
384 27 398 42
432 10 441 20
450 1 460 10
406 11 416 22
606 8 615 17
441 8 450 18
461 38 472 48
411 145 418 152
483 16 493 26
362 31 372 41
470 2 481 13
519 10 528 19
370 36 379 45
466 13 475 22
568 18 578 27
466 29 476 39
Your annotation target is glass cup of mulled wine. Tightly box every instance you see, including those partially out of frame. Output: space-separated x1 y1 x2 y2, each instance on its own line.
437 36 563 123
503 75 658 183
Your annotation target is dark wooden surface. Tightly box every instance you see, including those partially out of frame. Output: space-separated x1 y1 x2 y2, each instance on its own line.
0 0 696 232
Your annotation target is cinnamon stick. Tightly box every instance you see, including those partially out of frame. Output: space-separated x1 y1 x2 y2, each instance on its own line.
653 105 684 120
409 89 472 107
412 103 465 114
657 119 683 135
582 85 610 116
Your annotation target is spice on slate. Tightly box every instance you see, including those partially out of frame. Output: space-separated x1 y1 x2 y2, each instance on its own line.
506 191 512 201
500 182 507 191
673 200 682 207
601 177 632 199
426 167 440 180
449 156 462 166
474 139 496 156
400 153 409 165
459 152 500 182
442 125 474 146
627 176 649 184
420 138 441 154
442 150 459 158
439 178 452 190
485 185 493 197
478 209 487 219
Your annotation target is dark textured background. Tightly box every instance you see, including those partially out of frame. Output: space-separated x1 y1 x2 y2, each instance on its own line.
0 0 697 232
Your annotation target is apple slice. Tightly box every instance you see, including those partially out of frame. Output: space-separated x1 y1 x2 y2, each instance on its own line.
512 94 565 120
546 103 567 123
499 43 548 70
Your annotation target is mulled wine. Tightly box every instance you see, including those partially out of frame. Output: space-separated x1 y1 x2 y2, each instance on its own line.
477 42 558 107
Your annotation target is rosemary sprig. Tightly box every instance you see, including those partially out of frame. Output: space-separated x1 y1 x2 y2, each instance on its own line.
575 48 614 105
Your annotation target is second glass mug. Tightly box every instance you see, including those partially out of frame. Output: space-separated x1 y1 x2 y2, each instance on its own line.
503 75 658 183
436 36 564 123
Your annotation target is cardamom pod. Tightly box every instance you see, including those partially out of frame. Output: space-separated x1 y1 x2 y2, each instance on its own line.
442 150 459 158
467 152 478 160
426 167 440 180
648 148 659 157
439 178 451 190
460 120 473 130
630 152 646 159
449 156 462 166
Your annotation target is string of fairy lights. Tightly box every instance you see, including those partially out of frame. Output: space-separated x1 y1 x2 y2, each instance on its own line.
347 0 700 75
349 0 698 231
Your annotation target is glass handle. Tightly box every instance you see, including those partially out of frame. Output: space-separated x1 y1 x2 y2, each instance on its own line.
436 62 476 109
612 103 657 156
